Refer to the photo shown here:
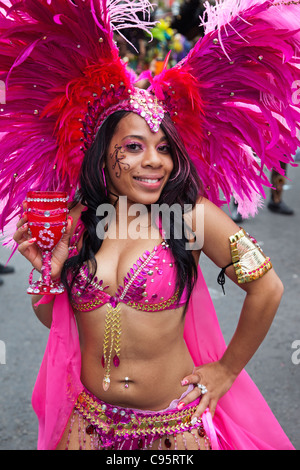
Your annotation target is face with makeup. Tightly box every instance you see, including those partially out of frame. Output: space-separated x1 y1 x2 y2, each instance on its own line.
104 113 174 206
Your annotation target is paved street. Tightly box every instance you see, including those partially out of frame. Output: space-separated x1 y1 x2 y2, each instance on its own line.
0 164 299 450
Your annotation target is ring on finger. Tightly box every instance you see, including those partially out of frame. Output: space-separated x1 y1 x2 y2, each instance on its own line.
196 383 208 395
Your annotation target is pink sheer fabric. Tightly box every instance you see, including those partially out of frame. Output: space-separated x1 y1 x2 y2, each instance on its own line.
31 293 83 450
184 268 295 450
32 266 295 450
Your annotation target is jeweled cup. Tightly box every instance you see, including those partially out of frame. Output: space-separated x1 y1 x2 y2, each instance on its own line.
26 191 69 295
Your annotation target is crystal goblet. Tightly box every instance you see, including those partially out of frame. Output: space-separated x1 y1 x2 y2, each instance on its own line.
26 191 69 295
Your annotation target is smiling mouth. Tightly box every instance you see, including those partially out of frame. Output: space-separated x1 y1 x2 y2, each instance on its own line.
133 177 163 183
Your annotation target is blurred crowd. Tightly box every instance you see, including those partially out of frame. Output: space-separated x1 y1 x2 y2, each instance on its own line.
115 0 207 75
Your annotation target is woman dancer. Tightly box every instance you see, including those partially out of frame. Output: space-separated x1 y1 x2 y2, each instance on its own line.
14 106 289 450
1 0 300 450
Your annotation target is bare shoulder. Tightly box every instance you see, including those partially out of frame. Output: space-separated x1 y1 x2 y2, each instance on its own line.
192 196 241 267
199 196 239 236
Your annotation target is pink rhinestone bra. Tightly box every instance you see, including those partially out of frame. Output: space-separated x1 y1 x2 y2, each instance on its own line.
68 222 188 313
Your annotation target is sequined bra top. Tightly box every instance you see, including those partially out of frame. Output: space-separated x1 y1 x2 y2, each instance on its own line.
68 222 188 313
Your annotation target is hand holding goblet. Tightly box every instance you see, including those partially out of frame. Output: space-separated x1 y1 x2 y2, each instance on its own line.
15 191 72 295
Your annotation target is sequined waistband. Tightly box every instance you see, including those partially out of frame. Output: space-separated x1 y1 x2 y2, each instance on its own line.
74 388 208 449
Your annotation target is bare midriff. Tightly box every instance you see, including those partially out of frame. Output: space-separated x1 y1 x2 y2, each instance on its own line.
75 302 195 411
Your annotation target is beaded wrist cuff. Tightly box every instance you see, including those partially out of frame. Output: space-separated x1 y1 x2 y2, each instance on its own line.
229 229 272 284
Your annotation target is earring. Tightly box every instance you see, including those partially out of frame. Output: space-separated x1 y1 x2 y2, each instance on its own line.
102 167 108 197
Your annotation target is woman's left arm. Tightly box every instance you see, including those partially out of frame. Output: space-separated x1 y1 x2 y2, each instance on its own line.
180 197 284 420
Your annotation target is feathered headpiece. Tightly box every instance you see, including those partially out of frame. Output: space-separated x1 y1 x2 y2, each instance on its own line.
1 0 300 240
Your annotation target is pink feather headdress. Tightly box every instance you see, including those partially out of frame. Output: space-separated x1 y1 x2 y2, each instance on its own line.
0 0 300 239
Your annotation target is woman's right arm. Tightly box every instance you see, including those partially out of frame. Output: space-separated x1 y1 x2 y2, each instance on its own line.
13 210 74 329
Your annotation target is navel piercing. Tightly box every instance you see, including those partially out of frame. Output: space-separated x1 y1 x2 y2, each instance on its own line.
124 377 129 389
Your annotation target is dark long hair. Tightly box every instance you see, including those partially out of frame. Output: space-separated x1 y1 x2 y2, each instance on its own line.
62 111 203 307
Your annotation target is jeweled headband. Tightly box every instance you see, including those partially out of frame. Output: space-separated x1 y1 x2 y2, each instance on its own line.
95 88 166 134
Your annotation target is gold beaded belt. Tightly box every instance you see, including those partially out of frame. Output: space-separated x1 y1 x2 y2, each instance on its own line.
74 388 210 450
